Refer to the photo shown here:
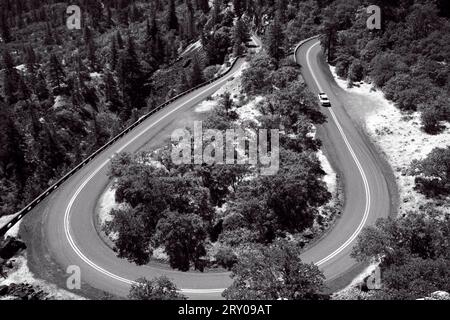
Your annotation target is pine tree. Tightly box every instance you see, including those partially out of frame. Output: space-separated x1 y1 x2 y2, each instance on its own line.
43 23 55 45
146 17 165 67
28 102 42 139
246 0 255 19
266 16 284 61
276 0 288 23
178 70 190 92
105 4 113 28
212 0 221 25
87 0 104 29
82 26 98 70
87 40 98 71
202 29 231 65
233 18 250 47
2 50 19 105
83 25 93 46
110 36 118 70
25 46 38 75
220 92 234 116
0 12 12 43
116 30 124 49
17 75 31 101
129 3 141 23
148 16 159 39
70 74 84 107
0 107 28 189
35 70 50 101
118 0 129 25
185 0 196 40
233 0 244 17
104 71 122 113
321 7 339 63
47 54 66 95
37 123 68 180
117 36 147 118
167 0 179 31
142 19 154 68
2 50 16 77
197 0 209 13
189 56 204 87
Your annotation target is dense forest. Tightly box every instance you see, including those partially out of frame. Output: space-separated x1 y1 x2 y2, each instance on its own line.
322 0 450 134
0 0 251 217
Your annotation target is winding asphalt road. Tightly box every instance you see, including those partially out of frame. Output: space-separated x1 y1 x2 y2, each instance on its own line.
23 38 392 300
295 38 391 281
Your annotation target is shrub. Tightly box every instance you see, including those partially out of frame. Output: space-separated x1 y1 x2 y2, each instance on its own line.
215 246 238 270
419 95 450 133
128 276 186 300
348 59 364 82
420 108 443 134
334 59 350 78
203 65 220 80
410 146 450 197
370 53 400 87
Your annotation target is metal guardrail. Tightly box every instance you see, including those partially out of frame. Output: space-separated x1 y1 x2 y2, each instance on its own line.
0 56 243 237
292 35 322 64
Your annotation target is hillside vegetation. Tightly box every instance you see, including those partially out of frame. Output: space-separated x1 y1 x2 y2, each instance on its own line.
0 0 248 217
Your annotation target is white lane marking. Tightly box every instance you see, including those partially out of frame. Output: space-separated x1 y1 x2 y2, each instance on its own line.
304 41 371 266
64 66 244 294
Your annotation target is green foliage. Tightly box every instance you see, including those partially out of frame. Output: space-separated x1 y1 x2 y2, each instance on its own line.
352 211 449 264
329 0 450 134
284 0 321 46
117 36 147 116
241 56 276 95
351 209 450 299
379 257 450 300
418 95 450 134
0 0 249 219
263 149 331 233
195 164 249 206
189 56 205 87
223 240 327 300
109 154 213 224
128 276 186 300
47 54 66 95
202 27 232 65
241 52 279 95
215 246 238 270
266 17 284 61
233 17 250 53
222 148 330 242
0 11 12 43
106 207 151 265
410 146 450 197
348 59 364 82
166 0 179 31
154 212 207 271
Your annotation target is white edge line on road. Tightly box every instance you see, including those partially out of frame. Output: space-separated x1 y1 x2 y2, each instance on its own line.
63 67 243 295
304 41 371 266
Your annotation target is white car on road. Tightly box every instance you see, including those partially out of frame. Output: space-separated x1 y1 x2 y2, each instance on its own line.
318 92 331 107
